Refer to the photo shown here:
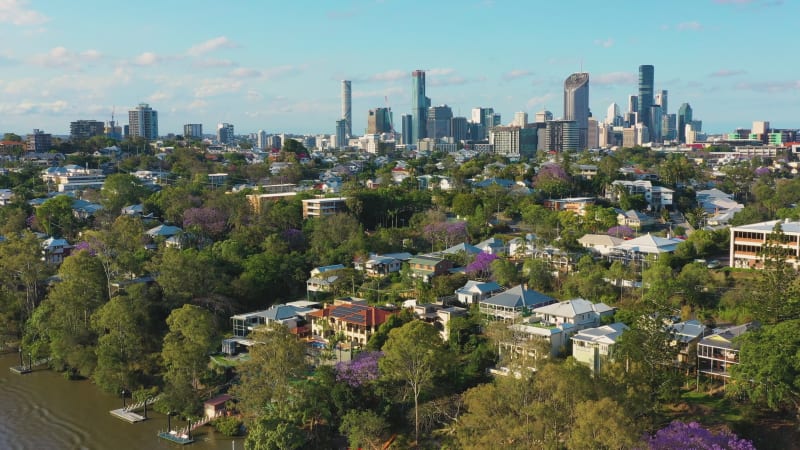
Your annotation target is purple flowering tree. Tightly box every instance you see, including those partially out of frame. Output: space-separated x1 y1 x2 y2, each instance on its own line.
183 207 228 239
754 166 771 177
72 241 95 255
466 252 498 278
534 163 571 197
282 228 305 250
335 351 382 387
645 421 756 450
607 225 636 239
423 221 468 251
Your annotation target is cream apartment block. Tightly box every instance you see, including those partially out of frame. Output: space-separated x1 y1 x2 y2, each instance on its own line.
729 219 800 269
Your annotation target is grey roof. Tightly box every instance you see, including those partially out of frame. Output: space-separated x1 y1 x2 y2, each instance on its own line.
482 285 556 309
146 224 182 237
533 298 609 318
731 219 800 235
667 320 707 344
571 323 629 344
699 322 758 349
441 242 482 255
456 280 503 295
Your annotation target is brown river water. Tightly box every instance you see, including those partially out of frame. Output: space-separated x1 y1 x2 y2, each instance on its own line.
0 353 243 450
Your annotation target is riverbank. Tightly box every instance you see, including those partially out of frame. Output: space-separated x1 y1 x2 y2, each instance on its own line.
0 353 243 450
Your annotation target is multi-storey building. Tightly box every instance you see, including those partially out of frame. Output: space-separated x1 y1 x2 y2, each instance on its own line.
26 129 52 152
184 123 203 139
341 80 352 139
217 123 234 145
70 120 105 140
411 70 429 144
301 197 348 218
308 299 396 345
730 219 800 269
564 72 590 149
638 65 654 131
367 108 392 134
426 105 453 140
128 103 158 140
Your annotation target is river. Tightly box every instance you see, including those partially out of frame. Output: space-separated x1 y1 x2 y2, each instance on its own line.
0 353 243 450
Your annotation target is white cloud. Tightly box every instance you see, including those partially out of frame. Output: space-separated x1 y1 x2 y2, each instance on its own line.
229 67 261 78
134 52 161 66
0 99 68 114
193 58 235 69
186 36 238 56
710 69 747 77
593 38 615 48
503 69 532 81
676 21 703 31
0 0 48 26
428 68 455 76
147 91 172 102
593 72 636 86
245 90 264 102
194 79 243 98
368 69 406 82
28 46 103 69
352 86 403 99
526 93 555 109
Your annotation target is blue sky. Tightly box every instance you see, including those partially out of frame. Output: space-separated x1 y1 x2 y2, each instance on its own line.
0 0 797 136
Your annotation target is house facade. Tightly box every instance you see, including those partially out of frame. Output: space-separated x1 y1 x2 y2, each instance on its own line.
571 323 628 373
455 280 504 305
478 285 557 323
729 219 800 269
697 323 757 379
307 299 396 345
408 255 454 282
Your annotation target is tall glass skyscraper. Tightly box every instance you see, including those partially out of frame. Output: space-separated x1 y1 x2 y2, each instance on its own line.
411 70 429 144
638 65 654 133
341 80 352 139
678 103 693 143
564 72 590 149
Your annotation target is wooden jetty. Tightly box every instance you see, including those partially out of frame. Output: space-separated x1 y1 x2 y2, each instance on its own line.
109 395 161 423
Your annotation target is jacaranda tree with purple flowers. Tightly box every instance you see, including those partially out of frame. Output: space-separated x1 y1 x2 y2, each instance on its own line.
335 351 382 387
183 207 228 239
645 421 756 450
466 252 497 278
608 225 636 239
423 221 468 251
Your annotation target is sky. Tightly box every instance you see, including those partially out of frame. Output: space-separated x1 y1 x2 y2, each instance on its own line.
0 0 798 137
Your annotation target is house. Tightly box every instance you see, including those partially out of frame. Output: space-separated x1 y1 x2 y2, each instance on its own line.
41 237 72 265
0 189 14 206
121 204 145 217
532 298 614 331
543 197 595 216
505 321 570 359
578 234 625 256
146 224 182 238
608 233 682 265
476 237 506 256
359 255 403 277
438 242 482 257
508 234 536 259
607 180 673 210
230 304 315 338
455 280 504 305
729 219 800 269
71 198 103 219
412 303 468 341
667 319 707 365
311 264 345 277
408 255 454 282
697 322 757 379
571 323 629 373
617 209 656 229
307 299 396 345
478 285 557 323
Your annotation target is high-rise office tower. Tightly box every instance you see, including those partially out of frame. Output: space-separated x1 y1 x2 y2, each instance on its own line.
512 112 528 128
638 65 654 130
427 105 453 140
655 90 668 115
411 70 430 144
401 114 413 145
450 116 468 142
335 119 348 148
544 120 578 152
564 72 590 149
628 95 638 114
184 124 203 139
341 80 352 139
217 123 235 144
662 114 676 141
256 130 268 149
677 103 693 143
606 103 619 125
535 110 553 123
367 108 392 134
649 105 662 142
128 103 158 140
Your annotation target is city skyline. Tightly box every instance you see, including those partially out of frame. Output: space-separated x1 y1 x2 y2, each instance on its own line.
0 0 798 136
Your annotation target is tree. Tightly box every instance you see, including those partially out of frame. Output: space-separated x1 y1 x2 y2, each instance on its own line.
534 163 571 197
0 231 50 324
490 258 520 287
244 416 305 450
232 323 309 422
379 320 452 444
100 174 148 216
161 305 216 416
567 397 640 450
36 195 79 238
728 320 800 420
24 249 107 375
339 410 389 450
645 421 755 450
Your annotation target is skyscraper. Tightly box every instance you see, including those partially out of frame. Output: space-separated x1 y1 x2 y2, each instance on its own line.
341 80 352 139
535 110 553 123
70 120 105 140
655 90 668 116
638 65 654 131
256 130 268 150
217 123 234 144
512 112 528 128
335 119 347 148
606 103 619 125
450 117 468 142
427 105 453 140
128 103 158 140
184 124 203 139
627 95 638 114
564 72 590 149
411 70 429 144
677 103 693 143
400 114 413 145
367 108 393 134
